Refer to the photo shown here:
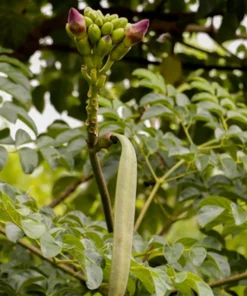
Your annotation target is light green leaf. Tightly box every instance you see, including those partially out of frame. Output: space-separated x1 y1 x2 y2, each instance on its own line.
198 206 225 227
5 222 24 242
164 243 184 264
21 219 46 239
230 203 247 226
195 281 214 296
85 260 103 289
142 104 173 120
0 76 31 105
0 146 8 170
40 232 61 258
190 247 207 266
0 62 30 89
130 261 155 293
15 129 32 146
18 147 38 174
207 252 231 278
192 92 218 103
176 93 190 106
140 92 174 107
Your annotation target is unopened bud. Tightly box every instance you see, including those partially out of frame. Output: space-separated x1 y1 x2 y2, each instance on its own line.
112 17 128 29
101 22 113 35
67 8 86 39
111 28 125 44
95 35 113 57
110 42 130 61
97 10 104 19
110 14 118 21
88 24 101 45
84 7 98 21
84 16 93 27
76 36 91 56
94 35 113 68
104 13 111 23
95 17 104 27
123 19 149 47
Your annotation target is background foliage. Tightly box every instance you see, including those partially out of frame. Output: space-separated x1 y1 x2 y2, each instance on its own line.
0 0 247 295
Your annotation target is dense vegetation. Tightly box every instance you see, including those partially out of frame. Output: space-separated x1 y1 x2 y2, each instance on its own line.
0 0 247 295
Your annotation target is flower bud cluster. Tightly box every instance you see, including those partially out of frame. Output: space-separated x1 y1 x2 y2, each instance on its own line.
66 7 149 71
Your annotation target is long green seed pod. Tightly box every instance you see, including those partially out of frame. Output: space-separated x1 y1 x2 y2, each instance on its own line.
108 133 137 296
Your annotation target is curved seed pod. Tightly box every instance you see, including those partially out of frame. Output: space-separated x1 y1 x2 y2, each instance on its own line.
101 22 113 35
108 133 137 296
95 17 103 27
110 42 130 61
112 17 128 29
76 36 92 56
111 28 125 44
110 14 118 21
84 16 93 27
84 7 98 21
88 24 101 45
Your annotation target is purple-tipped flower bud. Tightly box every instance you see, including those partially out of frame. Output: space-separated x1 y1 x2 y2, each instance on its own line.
67 8 86 38
123 19 149 47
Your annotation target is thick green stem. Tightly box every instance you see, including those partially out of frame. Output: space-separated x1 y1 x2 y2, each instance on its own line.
86 69 114 232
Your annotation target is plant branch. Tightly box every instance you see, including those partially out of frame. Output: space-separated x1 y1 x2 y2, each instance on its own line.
48 175 93 208
209 271 247 288
0 225 86 282
88 151 114 233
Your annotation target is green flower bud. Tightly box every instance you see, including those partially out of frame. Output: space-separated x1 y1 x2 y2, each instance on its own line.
95 35 113 57
94 35 113 68
112 17 128 29
84 16 93 27
111 28 125 44
104 13 111 23
88 24 101 45
110 14 118 21
84 7 98 21
110 42 130 61
95 17 104 27
76 36 92 56
101 22 113 35
97 10 104 19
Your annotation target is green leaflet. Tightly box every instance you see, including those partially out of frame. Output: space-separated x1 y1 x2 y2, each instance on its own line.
108 133 137 296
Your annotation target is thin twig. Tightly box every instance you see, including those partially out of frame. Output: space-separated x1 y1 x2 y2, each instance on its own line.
48 175 93 208
0 225 86 282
